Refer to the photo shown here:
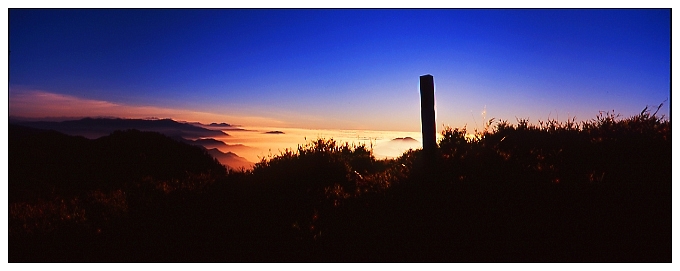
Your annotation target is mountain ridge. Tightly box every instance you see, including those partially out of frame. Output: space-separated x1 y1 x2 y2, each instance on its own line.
8 124 227 196
12 117 228 139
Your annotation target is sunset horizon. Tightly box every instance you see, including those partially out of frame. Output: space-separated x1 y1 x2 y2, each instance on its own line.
8 9 670 133
6 7 673 264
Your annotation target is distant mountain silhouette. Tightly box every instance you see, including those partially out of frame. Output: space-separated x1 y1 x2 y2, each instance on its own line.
206 148 255 170
172 137 255 168
264 130 285 134
208 122 232 127
391 137 418 142
177 137 257 154
9 124 226 197
14 117 254 169
181 138 228 149
14 117 228 139
188 121 247 131
220 143 258 154
372 136 422 159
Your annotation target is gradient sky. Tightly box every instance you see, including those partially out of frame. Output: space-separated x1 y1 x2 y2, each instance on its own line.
8 9 671 132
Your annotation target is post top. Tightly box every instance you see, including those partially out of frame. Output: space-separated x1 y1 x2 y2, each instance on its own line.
420 74 433 78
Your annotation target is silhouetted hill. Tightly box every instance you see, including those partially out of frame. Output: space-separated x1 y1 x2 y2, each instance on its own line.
186 138 228 149
13 117 256 170
9 124 226 198
219 143 258 155
206 148 255 170
9 124 93 194
374 137 421 159
208 122 232 127
391 137 417 142
188 121 247 131
14 117 228 139
171 137 255 168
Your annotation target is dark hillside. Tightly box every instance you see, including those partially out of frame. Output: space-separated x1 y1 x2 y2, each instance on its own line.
8 109 671 262
9 125 226 198
92 129 226 184
9 125 93 194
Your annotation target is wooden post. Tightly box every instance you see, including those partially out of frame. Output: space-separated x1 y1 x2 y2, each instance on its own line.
420 74 436 158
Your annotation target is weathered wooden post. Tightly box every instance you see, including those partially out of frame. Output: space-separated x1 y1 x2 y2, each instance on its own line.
420 74 436 162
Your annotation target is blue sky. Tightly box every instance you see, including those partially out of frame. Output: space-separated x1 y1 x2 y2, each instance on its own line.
8 9 671 131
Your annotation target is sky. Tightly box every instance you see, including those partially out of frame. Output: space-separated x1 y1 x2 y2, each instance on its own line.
8 8 671 132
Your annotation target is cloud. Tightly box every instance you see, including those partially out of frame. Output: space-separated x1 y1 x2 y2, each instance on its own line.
9 89 287 127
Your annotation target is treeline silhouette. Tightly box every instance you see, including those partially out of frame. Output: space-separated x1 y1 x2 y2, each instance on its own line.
8 108 671 262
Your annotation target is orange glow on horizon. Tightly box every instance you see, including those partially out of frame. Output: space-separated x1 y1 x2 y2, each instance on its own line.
9 89 428 165
213 126 424 163
9 89 287 127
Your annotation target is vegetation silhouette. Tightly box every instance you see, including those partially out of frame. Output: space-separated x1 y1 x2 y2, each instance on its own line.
8 107 670 262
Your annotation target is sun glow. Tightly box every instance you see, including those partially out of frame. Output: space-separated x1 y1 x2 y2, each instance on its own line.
209 126 423 163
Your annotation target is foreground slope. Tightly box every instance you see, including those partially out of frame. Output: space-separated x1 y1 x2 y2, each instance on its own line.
8 109 671 262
